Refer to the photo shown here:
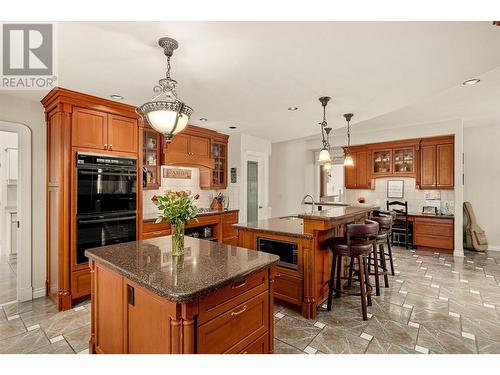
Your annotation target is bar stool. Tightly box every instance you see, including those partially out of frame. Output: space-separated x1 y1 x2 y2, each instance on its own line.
368 215 392 295
325 220 379 320
372 210 396 276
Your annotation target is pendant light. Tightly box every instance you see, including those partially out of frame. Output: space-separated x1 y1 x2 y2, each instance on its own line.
343 113 354 166
136 37 193 143
317 96 332 164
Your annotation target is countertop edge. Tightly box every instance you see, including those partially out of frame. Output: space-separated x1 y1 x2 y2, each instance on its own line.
297 206 376 221
143 209 240 222
86 251 279 304
232 224 313 240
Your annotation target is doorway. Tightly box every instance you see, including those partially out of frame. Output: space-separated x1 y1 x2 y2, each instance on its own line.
247 161 258 222
0 121 32 304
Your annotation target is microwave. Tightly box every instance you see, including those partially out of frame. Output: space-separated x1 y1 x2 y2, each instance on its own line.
257 237 298 270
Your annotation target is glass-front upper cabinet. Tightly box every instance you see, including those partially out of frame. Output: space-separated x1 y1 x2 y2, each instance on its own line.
373 150 392 174
211 142 226 188
393 148 415 174
143 128 161 189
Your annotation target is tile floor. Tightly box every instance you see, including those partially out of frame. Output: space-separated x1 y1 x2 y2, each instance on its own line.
274 247 500 354
1 247 500 354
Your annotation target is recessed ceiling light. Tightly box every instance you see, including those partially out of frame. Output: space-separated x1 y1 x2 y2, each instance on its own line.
110 94 124 100
199 118 208 122
288 106 299 111
462 79 480 86
229 126 237 129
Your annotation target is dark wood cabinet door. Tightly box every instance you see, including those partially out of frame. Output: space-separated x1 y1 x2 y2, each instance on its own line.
356 151 369 188
436 143 454 188
72 107 107 150
344 152 357 189
107 114 138 153
420 144 436 188
190 135 210 158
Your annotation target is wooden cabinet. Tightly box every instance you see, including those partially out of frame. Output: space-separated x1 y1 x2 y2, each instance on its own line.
221 211 239 245
42 87 140 311
419 136 454 189
72 108 137 153
142 127 162 189
90 261 275 354
202 141 227 189
413 217 454 252
372 149 392 174
344 148 372 189
162 128 215 170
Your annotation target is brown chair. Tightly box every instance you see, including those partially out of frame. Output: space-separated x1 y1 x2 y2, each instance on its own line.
368 215 392 295
372 210 396 276
325 220 379 320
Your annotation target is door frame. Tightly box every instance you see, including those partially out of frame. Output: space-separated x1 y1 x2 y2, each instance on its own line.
0 121 32 302
242 151 268 222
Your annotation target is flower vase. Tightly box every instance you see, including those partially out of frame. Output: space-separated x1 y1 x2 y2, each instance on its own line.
171 222 185 256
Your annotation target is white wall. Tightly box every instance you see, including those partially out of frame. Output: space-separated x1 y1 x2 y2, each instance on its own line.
269 119 464 255
0 94 46 294
464 124 500 250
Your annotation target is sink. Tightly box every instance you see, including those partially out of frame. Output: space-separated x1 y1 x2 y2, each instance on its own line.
278 215 300 220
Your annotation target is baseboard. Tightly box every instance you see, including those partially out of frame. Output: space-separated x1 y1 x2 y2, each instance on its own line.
33 287 46 299
487 245 500 252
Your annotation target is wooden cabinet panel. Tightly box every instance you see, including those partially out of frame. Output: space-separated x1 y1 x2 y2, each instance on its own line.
125 281 171 354
107 114 137 153
420 145 436 188
72 107 107 150
344 153 357 189
142 229 171 239
197 291 269 354
166 133 190 155
274 272 302 305
95 265 123 354
239 333 269 354
356 151 370 188
414 217 454 251
71 268 91 299
190 135 210 158
414 234 454 250
437 143 454 188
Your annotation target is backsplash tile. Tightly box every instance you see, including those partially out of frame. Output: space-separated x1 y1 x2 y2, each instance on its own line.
143 166 237 215
344 177 455 214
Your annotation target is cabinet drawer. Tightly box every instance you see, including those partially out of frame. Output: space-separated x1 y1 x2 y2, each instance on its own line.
414 234 454 250
142 229 170 239
414 218 453 237
143 220 170 233
71 268 91 299
274 272 302 306
239 332 269 354
197 291 269 354
222 212 238 224
198 270 268 324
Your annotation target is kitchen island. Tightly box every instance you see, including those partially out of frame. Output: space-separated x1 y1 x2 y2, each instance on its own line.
85 236 278 354
234 206 375 320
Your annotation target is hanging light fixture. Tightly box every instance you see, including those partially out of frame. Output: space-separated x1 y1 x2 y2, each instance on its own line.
317 96 332 164
343 113 354 166
136 37 193 143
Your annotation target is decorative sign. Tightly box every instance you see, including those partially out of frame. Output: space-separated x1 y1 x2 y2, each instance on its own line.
231 167 237 183
425 191 441 200
164 168 192 179
387 180 404 199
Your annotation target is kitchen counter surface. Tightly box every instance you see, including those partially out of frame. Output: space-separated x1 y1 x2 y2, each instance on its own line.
234 217 313 240
85 235 278 304
297 205 376 221
143 209 239 222
406 212 454 219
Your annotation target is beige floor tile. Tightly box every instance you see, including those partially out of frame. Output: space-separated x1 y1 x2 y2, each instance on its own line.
363 315 418 350
309 325 369 354
416 325 477 354
29 339 75 354
274 339 303 354
64 324 90 353
410 306 461 336
365 336 417 354
0 329 49 354
0 318 26 341
274 316 321 350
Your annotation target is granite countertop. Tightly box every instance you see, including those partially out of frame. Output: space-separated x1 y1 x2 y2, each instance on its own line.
406 212 455 219
233 217 313 240
298 206 376 221
304 202 349 207
143 209 239 222
85 236 278 304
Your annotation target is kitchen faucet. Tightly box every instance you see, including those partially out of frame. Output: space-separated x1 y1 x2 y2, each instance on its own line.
302 194 315 211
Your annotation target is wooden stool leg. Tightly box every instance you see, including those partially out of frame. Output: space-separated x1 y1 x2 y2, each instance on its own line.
386 235 395 276
357 255 368 320
335 254 342 299
379 243 389 288
327 252 337 311
362 255 372 307
372 242 380 296
347 257 354 287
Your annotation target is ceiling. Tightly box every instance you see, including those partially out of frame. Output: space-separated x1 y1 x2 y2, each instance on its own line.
9 21 500 142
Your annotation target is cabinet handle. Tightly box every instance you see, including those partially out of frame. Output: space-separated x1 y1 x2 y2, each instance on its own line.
231 279 247 289
104 143 108 150
109 144 113 150
231 305 247 317
275 274 281 278
127 285 135 306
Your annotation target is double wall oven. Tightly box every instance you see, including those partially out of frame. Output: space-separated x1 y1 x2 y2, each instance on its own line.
76 153 137 264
